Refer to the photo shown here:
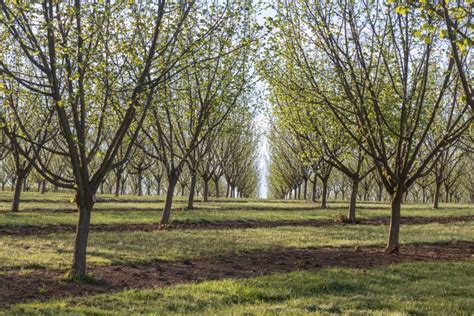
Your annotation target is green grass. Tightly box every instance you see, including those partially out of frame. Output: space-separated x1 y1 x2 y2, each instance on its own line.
1 221 471 271
0 192 472 228
1 194 472 314
9 260 474 315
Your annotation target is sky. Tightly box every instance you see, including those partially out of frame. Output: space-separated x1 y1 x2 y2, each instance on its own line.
255 96 271 199
255 3 276 199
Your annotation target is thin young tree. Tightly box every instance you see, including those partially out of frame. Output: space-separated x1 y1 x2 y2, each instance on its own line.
267 0 471 252
0 0 194 278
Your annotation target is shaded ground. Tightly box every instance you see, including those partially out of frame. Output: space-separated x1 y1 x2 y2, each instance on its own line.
0 215 473 237
0 241 472 308
0 205 331 213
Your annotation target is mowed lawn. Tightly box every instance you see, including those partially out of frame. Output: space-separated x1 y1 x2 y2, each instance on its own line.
0 192 473 315
0 192 472 227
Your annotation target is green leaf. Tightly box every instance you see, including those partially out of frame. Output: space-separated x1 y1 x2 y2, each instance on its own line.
395 5 408 15
440 30 448 39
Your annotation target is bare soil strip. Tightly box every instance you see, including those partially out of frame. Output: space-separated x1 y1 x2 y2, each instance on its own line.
0 242 472 308
0 205 332 213
0 215 473 237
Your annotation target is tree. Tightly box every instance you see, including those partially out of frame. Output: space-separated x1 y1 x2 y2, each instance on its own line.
0 86 56 211
140 2 259 224
0 0 194 278
265 0 471 252
410 0 473 112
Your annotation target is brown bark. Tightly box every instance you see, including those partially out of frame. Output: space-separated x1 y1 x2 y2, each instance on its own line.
203 178 210 202
11 173 24 213
303 178 308 200
41 179 46 194
385 192 403 253
312 180 317 202
114 169 122 197
433 180 441 209
348 179 359 224
444 183 450 204
160 172 179 225
136 170 143 196
320 179 328 209
187 172 197 209
155 175 161 196
214 178 219 198
71 192 94 278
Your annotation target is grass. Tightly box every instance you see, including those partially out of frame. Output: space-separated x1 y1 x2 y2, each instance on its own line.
0 221 471 271
1 206 473 227
0 192 472 228
0 194 472 315
9 260 474 315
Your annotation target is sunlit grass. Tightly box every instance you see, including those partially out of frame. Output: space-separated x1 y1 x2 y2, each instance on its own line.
0 221 471 271
0 193 472 227
10 260 474 315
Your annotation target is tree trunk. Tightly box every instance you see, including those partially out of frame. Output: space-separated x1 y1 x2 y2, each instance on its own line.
297 184 301 200
226 181 230 197
136 170 143 196
41 180 46 194
155 176 161 196
71 192 94 278
114 170 122 197
160 172 179 225
120 178 126 195
214 178 220 197
433 180 441 209
187 172 197 209
348 178 359 224
444 184 449 204
320 179 328 209
303 178 308 200
203 178 210 202
11 173 24 212
312 180 317 202
385 192 403 253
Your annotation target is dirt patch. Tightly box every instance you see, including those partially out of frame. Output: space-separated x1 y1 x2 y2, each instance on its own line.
0 242 472 308
0 215 473 237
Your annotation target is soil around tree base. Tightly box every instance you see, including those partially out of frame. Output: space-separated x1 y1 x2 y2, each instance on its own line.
0 215 472 237
0 241 472 309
